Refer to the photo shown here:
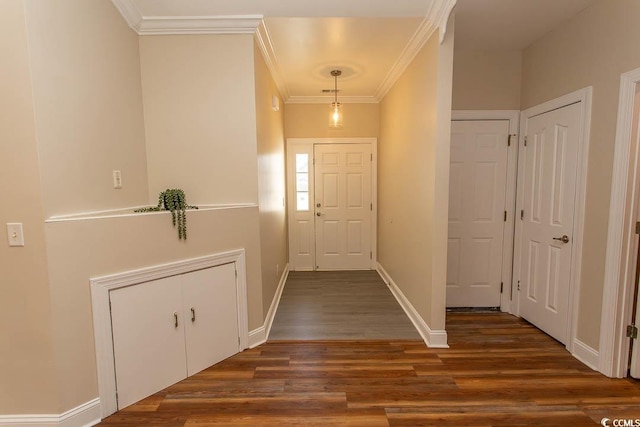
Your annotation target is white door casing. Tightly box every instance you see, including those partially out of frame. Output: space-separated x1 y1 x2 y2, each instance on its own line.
286 138 377 271
517 102 582 345
602 68 640 378
314 144 372 270
631 279 640 378
447 120 511 307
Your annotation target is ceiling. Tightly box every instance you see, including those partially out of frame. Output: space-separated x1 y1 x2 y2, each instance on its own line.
112 0 594 103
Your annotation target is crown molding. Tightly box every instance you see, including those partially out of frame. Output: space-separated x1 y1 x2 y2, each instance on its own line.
111 0 143 32
286 96 379 105
111 0 261 35
255 21 290 100
374 0 457 101
136 15 262 35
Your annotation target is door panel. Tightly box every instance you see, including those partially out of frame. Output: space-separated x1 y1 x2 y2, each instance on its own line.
518 103 581 344
447 120 510 307
110 276 187 409
182 264 239 376
315 144 372 270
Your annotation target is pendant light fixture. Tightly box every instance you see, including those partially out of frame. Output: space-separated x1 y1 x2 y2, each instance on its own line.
329 69 343 128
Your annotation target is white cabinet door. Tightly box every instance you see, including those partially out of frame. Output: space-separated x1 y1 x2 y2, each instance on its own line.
447 120 510 307
518 103 581 345
110 276 187 409
314 144 372 270
182 264 239 376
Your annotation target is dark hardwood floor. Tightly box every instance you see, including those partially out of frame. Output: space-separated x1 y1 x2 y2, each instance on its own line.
97 313 640 426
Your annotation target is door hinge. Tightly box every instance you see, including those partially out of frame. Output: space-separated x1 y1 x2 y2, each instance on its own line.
371 153 373 161
524 136 528 147
370 251 372 260
500 282 504 294
238 336 241 346
115 391 119 405
371 203 373 211
504 211 507 222
627 324 638 339
520 209 524 220
636 221 640 234
517 280 520 291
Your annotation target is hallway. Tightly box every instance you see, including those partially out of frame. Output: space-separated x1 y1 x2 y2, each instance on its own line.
97 312 640 426
269 271 420 340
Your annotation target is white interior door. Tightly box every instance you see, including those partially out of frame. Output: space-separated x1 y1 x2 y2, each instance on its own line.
110 276 187 409
518 102 581 344
314 144 372 270
447 120 510 307
182 264 239 376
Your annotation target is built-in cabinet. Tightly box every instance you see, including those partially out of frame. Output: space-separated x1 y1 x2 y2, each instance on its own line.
109 263 239 409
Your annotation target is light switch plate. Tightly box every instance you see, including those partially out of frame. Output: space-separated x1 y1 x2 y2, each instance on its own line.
7 223 24 247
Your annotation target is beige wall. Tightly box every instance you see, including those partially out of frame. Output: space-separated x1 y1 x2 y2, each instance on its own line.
24 0 149 218
452 49 522 110
254 43 288 315
521 0 640 349
378 25 453 332
0 0 59 414
285 103 379 138
44 208 264 411
140 35 259 205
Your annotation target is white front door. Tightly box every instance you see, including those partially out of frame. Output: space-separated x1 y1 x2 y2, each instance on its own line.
518 102 581 344
447 120 511 307
314 144 372 270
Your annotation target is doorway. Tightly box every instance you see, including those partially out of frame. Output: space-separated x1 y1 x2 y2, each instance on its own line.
446 111 519 312
514 88 592 354
602 67 640 378
286 138 377 271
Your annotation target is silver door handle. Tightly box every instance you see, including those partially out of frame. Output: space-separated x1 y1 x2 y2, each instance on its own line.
553 235 570 244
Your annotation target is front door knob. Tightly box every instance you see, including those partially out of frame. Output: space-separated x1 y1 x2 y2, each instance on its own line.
553 235 570 244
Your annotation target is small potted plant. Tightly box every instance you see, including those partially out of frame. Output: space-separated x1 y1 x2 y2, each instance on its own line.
135 189 198 240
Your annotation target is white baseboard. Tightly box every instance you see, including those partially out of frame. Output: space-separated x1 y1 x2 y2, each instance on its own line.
248 326 266 348
572 338 600 371
0 398 101 427
376 263 449 348
248 264 289 348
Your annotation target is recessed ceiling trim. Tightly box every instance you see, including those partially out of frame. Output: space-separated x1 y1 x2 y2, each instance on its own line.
286 96 379 105
374 0 456 101
255 21 290 99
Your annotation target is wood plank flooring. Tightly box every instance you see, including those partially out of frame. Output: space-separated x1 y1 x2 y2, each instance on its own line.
269 271 420 340
97 313 640 426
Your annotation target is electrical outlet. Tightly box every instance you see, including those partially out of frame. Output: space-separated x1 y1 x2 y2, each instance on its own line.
7 223 24 247
113 170 122 189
